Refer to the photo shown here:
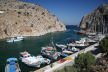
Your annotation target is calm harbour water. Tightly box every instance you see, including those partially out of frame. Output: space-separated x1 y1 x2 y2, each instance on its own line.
0 26 85 72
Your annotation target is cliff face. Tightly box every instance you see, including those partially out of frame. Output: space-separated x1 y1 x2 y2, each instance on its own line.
79 4 108 33
0 1 66 39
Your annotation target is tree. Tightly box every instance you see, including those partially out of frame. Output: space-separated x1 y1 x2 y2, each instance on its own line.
75 52 96 72
99 37 108 53
99 37 108 56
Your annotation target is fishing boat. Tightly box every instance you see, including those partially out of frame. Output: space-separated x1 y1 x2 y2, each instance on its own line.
56 43 67 49
19 51 50 67
5 58 21 72
41 46 60 60
6 36 24 42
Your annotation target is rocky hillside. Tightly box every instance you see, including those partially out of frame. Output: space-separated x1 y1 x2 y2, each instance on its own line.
79 4 108 33
0 0 66 39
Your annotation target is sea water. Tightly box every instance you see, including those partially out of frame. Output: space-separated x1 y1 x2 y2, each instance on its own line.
0 25 85 72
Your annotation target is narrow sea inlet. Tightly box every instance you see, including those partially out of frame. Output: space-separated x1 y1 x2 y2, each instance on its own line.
0 26 84 72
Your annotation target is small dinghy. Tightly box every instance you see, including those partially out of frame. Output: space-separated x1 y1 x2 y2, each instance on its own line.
5 58 21 72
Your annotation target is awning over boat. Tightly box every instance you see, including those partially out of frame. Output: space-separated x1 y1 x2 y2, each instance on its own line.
7 58 17 62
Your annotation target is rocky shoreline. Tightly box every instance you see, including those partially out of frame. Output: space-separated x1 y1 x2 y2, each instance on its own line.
0 1 66 39
79 4 108 33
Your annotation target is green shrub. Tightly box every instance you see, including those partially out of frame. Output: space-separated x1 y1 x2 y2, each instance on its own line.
99 37 108 53
31 24 33 27
23 12 30 16
42 12 45 15
18 12 21 14
4 29 7 34
48 26 52 29
19 5 24 9
75 52 96 72
15 22 17 24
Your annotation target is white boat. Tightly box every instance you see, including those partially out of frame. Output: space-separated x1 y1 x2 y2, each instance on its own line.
63 46 79 53
41 46 60 60
17 36 24 39
86 38 96 43
6 36 24 42
0 11 4 13
19 51 50 67
67 43 76 47
87 32 96 36
56 44 67 49
75 38 89 47
6 38 15 42
71 47 80 52
5 58 21 72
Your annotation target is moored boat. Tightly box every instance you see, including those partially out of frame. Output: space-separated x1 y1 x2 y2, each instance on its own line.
5 58 21 72
41 46 60 60
75 30 86 34
19 51 50 67
68 46 80 52
6 36 24 42
75 38 89 47
56 43 67 49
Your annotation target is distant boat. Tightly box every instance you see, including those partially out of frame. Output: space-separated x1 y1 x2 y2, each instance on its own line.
75 30 86 34
19 51 50 67
6 36 24 42
5 58 21 72
87 32 96 36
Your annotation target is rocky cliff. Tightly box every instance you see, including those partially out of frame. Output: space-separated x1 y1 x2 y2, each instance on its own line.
79 4 108 33
0 0 66 39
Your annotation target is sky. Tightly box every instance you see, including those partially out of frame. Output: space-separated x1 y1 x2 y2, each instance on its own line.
21 0 108 25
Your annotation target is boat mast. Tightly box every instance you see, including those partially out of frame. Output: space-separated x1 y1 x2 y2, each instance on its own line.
51 36 55 48
95 17 96 35
102 15 105 34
